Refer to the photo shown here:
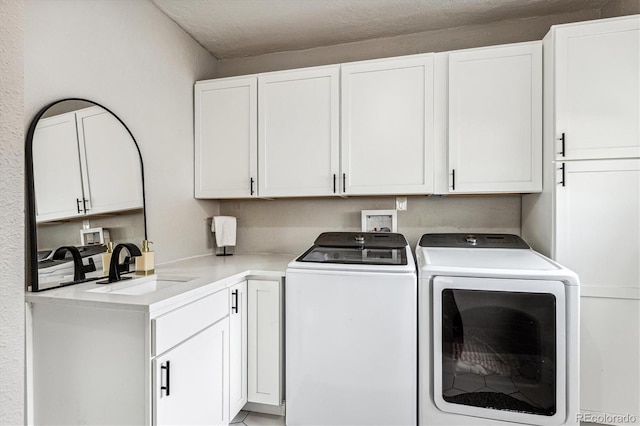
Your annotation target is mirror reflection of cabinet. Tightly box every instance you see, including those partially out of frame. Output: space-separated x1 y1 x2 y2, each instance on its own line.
26 99 147 292
33 106 144 223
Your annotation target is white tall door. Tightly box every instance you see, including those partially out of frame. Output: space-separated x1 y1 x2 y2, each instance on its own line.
555 16 640 160
247 279 282 406
32 112 85 222
154 319 229 426
195 77 258 198
76 106 144 215
555 159 640 298
258 66 340 197
229 281 248 419
341 54 434 195
448 42 542 193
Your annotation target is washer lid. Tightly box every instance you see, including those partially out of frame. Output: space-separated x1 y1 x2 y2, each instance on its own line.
314 232 408 249
419 233 529 249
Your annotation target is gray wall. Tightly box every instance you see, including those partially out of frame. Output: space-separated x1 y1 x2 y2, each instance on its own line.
221 196 520 255
0 1 25 424
25 0 220 264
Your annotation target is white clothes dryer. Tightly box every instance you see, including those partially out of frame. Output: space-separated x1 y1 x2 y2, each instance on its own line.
286 232 417 426
416 233 579 426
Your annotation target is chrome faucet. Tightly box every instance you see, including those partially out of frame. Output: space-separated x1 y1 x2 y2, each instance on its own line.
52 246 96 282
106 243 142 283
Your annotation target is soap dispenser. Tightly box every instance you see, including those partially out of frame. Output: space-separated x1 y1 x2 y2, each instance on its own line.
135 240 154 276
102 242 114 276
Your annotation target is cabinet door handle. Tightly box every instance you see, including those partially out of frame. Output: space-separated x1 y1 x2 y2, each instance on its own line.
82 198 88 213
231 289 238 314
250 177 255 196
451 169 456 191
558 133 566 157
342 173 346 193
558 163 566 187
76 198 82 214
161 361 171 397
333 174 336 194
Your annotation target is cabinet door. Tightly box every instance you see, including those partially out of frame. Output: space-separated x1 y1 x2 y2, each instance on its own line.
229 281 248 419
195 77 258 198
32 112 85 222
555 159 640 299
154 318 229 426
555 16 640 160
248 279 282 406
341 54 434 195
258 66 340 197
75 106 144 215
448 42 542 193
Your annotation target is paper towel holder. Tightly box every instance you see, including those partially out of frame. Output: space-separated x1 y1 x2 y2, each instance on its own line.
217 247 232 256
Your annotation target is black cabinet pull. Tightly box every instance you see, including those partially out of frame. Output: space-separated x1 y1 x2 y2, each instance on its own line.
333 174 336 193
558 163 566 187
342 173 346 193
76 198 82 214
82 198 88 213
232 289 238 314
558 133 566 157
452 169 456 191
161 361 171 397
250 177 255 196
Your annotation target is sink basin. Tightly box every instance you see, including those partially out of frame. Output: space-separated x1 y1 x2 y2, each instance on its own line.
87 275 195 296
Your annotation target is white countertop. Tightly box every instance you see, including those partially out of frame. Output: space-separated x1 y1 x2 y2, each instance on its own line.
26 253 294 315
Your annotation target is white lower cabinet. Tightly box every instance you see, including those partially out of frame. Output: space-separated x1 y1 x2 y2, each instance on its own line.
28 288 230 425
248 279 283 406
154 319 229 426
229 281 248 419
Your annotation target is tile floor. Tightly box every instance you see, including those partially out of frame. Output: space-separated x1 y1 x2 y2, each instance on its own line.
231 410 285 426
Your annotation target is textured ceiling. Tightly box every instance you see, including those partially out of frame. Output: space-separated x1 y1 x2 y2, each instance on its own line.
152 0 609 59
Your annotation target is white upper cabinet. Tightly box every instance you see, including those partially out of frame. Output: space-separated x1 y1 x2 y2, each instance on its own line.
341 54 435 195
33 112 85 221
33 106 144 222
75 107 144 215
444 42 542 194
195 76 258 198
258 66 340 197
554 16 640 160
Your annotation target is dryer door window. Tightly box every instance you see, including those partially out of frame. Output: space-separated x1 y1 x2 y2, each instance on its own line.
433 276 567 426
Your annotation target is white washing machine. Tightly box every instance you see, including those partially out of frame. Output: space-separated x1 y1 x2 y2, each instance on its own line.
416 233 579 426
286 232 417 426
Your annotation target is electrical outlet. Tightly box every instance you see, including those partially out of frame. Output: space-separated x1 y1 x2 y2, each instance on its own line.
396 197 407 211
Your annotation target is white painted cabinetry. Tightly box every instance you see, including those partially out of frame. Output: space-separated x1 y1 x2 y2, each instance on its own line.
154 319 229 425
29 288 230 425
32 112 85 221
340 54 435 195
195 76 258 198
258 66 340 197
442 42 542 194
522 14 640 422
32 106 144 222
247 279 283 407
554 17 639 160
555 159 639 299
229 281 248 419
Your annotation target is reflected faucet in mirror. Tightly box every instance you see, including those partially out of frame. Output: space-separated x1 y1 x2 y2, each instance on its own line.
51 246 97 283
26 98 148 292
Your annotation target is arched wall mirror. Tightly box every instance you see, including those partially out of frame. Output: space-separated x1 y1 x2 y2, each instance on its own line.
26 98 147 292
